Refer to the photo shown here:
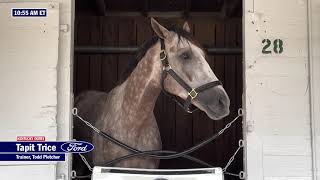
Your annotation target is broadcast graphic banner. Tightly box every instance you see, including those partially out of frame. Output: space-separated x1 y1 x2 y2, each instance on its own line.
0 141 94 161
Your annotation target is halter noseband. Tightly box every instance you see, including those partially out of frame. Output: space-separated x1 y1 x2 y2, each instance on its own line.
159 39 222 113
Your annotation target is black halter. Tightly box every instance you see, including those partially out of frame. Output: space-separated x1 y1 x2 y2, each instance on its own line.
160 39 222 113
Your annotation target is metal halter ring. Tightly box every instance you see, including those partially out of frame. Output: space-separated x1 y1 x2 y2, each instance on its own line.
188 89 198 99
239 171 245 179
238 108 244 117
159 49 167 61
238 139 244 147
71 170 77 179
72 108 78 116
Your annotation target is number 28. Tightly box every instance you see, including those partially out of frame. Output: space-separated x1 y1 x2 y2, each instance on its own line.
262 39 283 54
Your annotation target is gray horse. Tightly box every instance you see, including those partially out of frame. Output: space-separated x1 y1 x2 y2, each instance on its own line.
73 18 230 171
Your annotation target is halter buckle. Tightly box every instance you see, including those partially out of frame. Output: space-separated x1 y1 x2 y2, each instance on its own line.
162 64 172 71
188 89 198 99
160 50 167 61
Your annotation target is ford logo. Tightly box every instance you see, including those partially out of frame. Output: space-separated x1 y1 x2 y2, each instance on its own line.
61 141 94 153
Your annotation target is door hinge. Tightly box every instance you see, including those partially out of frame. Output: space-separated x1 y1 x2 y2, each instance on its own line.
60 24 69 32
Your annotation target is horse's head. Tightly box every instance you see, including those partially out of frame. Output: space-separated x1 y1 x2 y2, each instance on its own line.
151 18 230 120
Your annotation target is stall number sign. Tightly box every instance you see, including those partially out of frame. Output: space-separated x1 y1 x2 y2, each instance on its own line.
262 39 284 54
12 9 47 17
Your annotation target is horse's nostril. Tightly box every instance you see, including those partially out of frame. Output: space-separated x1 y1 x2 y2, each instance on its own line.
218 95 229 109
218 97 225 106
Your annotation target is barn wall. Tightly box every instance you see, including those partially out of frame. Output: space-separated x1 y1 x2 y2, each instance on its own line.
244 0 314 179
74 16 243 173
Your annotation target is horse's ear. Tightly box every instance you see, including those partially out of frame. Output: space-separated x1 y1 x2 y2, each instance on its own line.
151 18 170 39
183 21 191 33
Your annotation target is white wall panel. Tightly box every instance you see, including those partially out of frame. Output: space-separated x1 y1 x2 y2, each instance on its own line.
244 0 313 179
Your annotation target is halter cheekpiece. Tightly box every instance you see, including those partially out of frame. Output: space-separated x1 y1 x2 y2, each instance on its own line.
159 39 222 113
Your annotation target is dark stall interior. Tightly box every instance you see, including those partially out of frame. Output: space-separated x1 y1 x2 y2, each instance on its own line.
73 0 243 179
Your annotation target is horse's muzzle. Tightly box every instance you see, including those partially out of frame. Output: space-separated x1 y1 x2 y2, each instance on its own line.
195 86 230 120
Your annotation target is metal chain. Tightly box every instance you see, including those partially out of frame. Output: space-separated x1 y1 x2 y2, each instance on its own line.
224 171 245 179
223 139 244 172
222 139 245 179
222 109 245 180
224 172 240 177
72 107 245 178
71 153 93 179
218 108 243 136
72 108 100 134
78 153 93 171
71 170 91 179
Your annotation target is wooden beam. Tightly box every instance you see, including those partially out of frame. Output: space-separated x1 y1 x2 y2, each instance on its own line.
103 11 229 19
74 45 242 55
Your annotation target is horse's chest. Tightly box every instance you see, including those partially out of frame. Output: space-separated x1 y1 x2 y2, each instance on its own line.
104 114 161 151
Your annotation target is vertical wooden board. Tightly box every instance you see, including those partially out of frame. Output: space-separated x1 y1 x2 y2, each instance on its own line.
136 17 153 49
101 17 118 92
158 61 177 165
235 21 243 116
89 16 102 90
76 16 91 95
192 20 216 164
212 21 227 164
118 18 136 81
234 20 244 174
223 22 238 171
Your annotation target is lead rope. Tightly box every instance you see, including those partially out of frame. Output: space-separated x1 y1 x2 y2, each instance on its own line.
71 108 245 179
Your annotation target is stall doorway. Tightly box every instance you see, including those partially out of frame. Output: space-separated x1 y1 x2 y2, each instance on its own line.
73 0 243 178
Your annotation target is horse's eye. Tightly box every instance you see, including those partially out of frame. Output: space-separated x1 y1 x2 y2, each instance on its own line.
180 52 190 60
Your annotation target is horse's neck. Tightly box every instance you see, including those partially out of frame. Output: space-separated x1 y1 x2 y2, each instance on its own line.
120 43 162 125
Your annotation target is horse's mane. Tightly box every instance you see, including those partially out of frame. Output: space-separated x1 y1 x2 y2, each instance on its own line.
119 25 196 84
